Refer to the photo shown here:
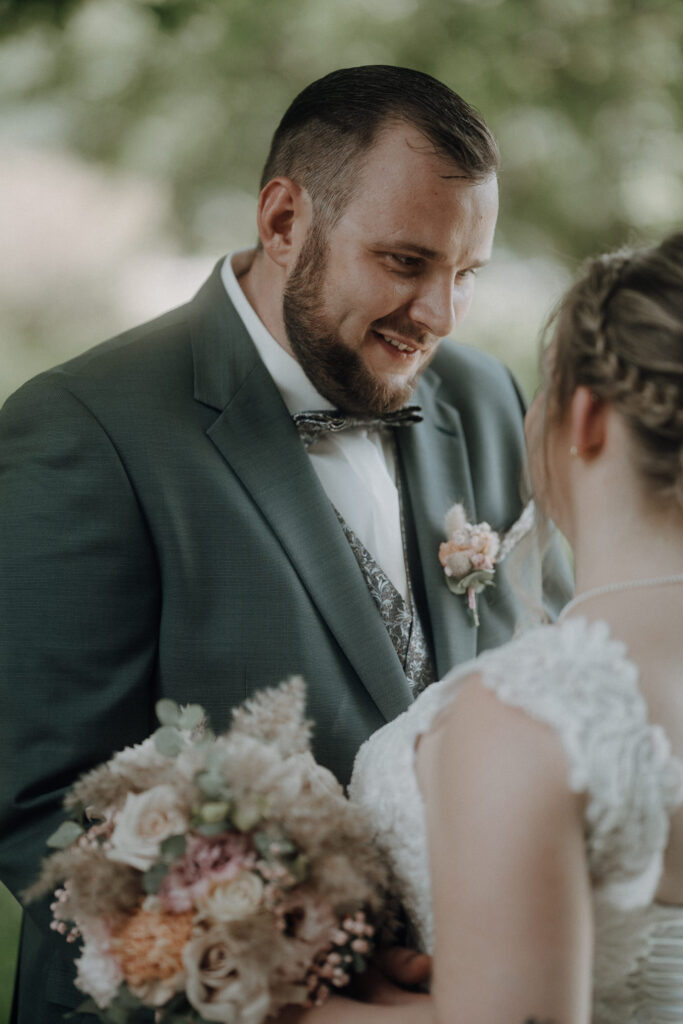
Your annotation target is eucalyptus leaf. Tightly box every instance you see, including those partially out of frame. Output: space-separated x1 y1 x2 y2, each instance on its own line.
196 821 229 838
66 999 100 1019
142 861 169 894
446 568 495 597
155 698 181 726
153 725 185 757
231 799 264 832
204 746 225 774
102 1004 130 1024
160 833 187 861
196 771 230 800
287 852 309 884
116 985 144 1010
155 992 193 1021
352 952 367 974
195 732 216 752
254 828 295 858
46 820 84 849
178 703 204 729
199 800 230 824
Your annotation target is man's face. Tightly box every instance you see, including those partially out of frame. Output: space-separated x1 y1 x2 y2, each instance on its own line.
282 122 499 414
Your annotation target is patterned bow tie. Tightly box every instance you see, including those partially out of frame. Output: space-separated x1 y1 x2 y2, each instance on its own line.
292 406 423 449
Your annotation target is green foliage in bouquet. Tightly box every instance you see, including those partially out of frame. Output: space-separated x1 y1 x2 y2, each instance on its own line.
26 678 389 1024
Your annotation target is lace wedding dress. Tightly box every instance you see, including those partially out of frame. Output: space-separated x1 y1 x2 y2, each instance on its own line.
349 617 683 1022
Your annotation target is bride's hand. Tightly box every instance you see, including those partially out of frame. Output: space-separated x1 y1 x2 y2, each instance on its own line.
275 946 432 1021
276 989 430 1022
371 945 432 992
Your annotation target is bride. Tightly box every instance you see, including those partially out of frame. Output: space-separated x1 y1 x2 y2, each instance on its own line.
283 230 683 1023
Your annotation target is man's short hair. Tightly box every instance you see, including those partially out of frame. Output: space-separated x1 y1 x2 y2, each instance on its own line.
259 65 499 230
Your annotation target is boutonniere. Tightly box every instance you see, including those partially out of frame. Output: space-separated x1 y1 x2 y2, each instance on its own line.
438 502 536 627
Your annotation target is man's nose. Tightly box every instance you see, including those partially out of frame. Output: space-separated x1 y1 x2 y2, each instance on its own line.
408 276 460 340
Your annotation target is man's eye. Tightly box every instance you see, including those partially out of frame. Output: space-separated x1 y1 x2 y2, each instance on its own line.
389 254 421 269
457 267 478 280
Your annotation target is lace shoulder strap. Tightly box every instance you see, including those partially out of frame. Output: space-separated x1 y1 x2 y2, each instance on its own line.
453 619 683 909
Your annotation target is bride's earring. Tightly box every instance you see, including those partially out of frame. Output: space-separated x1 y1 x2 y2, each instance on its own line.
569 445 579 457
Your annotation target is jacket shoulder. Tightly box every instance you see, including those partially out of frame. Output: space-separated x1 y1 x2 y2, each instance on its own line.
429 340 525 407
2 302 193 419
427 340 527 434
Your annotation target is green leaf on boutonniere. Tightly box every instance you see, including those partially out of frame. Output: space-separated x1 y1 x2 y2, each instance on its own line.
445 568 495 596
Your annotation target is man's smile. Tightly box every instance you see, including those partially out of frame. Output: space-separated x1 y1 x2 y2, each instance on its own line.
368 329 421 358
373 330 421 355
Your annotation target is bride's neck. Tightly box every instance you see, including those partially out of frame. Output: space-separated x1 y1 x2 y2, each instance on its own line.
571 492 683 596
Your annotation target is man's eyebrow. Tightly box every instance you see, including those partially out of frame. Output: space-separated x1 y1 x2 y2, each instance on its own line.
374 241 444 261
374 241 490 268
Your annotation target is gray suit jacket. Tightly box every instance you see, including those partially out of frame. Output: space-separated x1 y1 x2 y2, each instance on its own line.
0 262 571 1020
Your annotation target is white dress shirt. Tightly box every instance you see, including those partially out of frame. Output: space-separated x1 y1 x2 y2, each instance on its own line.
221 251 409 600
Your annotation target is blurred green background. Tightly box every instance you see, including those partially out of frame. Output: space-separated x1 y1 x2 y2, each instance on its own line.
0 0 681 1015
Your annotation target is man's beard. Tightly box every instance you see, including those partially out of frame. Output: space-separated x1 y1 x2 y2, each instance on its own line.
282 226 430 416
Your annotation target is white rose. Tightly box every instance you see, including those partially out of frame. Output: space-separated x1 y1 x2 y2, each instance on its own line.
107 784 189 871
184 926 271 1023
197 870 264 922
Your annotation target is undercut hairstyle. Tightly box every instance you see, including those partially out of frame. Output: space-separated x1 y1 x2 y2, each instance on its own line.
259 65 499 232
547 231 683 508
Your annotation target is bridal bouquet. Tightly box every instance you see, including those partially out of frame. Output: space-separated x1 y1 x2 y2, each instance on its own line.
27 679 388 1023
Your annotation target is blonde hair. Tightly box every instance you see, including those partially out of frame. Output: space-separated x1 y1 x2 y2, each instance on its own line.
548 232 683 508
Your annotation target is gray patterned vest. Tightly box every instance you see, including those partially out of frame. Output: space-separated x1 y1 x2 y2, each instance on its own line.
335 510 436 697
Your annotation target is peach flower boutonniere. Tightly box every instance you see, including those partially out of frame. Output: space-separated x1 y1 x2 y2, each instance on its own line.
439 502 535 627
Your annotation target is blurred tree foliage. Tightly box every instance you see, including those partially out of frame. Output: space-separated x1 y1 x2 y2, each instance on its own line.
0 0 680 262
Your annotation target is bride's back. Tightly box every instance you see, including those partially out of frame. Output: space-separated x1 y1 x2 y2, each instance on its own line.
603 592 683 904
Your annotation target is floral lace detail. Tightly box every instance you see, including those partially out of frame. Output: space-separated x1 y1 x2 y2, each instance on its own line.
349 618 683 1021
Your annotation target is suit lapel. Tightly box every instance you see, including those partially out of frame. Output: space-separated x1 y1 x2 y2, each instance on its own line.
188 265 413 722
397 371 479 676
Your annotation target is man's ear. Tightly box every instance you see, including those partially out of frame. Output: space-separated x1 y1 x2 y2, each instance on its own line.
256 177 312 269
568 386 608 460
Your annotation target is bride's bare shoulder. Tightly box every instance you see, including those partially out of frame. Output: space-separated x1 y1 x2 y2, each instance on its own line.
415 670 585 823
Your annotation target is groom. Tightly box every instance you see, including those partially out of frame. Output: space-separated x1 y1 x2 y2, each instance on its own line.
0 66 571 1021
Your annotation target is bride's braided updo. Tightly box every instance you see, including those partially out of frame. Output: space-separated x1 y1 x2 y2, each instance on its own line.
548 231 683 508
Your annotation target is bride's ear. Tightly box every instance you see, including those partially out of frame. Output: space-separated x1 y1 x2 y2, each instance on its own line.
568 386 608 461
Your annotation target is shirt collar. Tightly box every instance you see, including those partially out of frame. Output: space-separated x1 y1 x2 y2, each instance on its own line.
220 249 334 415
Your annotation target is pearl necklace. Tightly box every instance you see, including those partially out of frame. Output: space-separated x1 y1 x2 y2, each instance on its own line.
560 573 683 621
